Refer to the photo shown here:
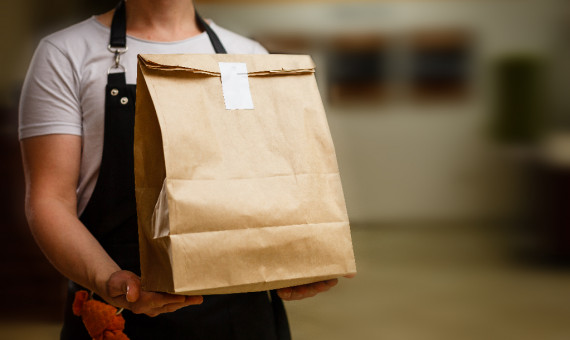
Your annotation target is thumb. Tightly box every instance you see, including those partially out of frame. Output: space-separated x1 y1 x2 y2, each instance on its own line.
107 270 141 302
124 275 141 303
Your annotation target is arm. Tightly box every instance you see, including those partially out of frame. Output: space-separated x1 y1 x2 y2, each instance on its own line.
21 134 201 316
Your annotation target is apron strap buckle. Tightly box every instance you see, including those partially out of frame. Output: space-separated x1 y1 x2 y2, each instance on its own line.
107 45 128 74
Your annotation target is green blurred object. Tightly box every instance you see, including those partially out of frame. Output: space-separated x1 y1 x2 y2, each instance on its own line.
492 55 545 145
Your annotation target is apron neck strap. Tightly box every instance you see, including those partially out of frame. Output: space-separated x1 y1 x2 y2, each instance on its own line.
108 0 227 54
109 0 127 49
195 12 227 54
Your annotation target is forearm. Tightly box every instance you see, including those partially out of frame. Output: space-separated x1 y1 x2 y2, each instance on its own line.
26 193 119 296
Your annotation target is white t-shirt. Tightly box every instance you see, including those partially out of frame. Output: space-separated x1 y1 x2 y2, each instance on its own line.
19 16 268 214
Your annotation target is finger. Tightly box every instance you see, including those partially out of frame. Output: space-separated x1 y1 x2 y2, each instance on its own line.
277 287 292 300
104 271 142 310
153 299 200 314
311 280 336 295
185 295 204 305
303 285 319 299
324 279 338 287
129 292 189 314
287 280 338 300
344 273 356 279
125 276 141 303
156 292 187 305
290 285 310 300
312 281 331 293
138 292 186 309
107 271 129 297
137 300 189 317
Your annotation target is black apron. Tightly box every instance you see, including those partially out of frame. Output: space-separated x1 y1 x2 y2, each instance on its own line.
60 2 290 339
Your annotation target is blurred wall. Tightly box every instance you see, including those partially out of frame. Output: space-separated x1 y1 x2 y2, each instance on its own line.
200 0 566 223
2 0 566 225
0 0 34 107
0 0 117 107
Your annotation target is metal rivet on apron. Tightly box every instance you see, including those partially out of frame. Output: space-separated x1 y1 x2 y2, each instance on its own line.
120 97 129 105
110 88 119 96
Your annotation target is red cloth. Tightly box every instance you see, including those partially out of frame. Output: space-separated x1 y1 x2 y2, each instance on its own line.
72 290 129 340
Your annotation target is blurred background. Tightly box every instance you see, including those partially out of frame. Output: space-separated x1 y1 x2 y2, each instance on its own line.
1 0 570 339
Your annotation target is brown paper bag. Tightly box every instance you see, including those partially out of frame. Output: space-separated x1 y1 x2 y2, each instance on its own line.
134 54 356 295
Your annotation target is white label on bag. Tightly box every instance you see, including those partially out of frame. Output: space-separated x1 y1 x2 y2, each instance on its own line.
219 62 254 110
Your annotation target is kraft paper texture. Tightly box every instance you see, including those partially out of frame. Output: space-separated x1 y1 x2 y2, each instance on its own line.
134 54 356 295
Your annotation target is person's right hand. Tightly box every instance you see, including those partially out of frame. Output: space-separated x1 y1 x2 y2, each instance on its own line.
101 270 203 317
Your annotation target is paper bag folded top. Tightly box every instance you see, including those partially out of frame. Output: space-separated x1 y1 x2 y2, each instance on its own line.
135 54 356 295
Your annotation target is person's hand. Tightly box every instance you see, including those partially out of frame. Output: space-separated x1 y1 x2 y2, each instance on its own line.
101 270 203 317
276 274 355 301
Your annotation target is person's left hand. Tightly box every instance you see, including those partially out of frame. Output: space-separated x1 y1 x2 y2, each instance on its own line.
276 278 339 301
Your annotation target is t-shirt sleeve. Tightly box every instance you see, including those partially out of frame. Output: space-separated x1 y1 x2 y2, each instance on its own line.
19 39 82 140
252 41 269 55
